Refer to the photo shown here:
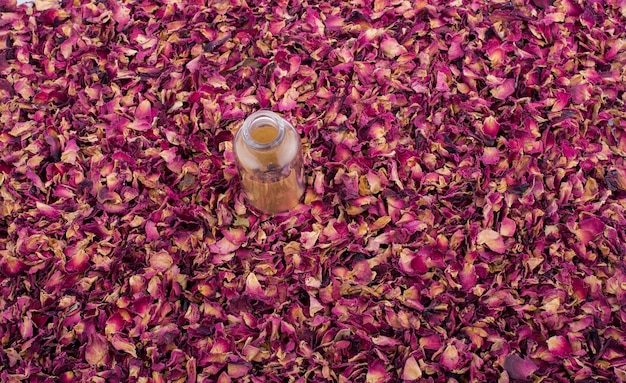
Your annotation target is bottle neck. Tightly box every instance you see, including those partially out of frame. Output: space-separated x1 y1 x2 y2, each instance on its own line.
241 111 286 151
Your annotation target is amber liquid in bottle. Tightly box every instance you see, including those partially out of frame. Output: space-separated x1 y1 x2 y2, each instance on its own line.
249 125 279 144
234 111 304 214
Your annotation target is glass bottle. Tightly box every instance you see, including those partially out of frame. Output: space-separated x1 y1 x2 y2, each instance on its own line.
233 110 304 214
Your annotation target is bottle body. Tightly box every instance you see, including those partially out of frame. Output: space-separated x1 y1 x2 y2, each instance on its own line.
233 110 304 214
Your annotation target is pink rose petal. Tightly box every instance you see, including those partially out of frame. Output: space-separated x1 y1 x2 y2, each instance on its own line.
36 201 60 219
135 99 152 120
401 356 422 380
459 263 477 290
245 273 264 297
324 14 344 31
65 247 89 273
60 139 79 164
85 335 109 366
1 255 26 276
420 335 442 350
482 116 500 138
575 216 605 245
481 147 500 165
365 359 389 383
440 344 460 371
547 335 573 358
552 92 571 112
500 217 516 237
490 78 515 100
448 41 464 61
436 72 450 91
227 363 250 379
149 251 173 272
111 335 137 357
561 0 583 15
504 354 538 380
210 238 239 255
477 229 506 254
380 36 406 58
145 220 159 241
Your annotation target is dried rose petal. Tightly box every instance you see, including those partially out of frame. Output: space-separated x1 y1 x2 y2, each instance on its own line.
380 36 406 58
227 363 250 379
1 254 25 276
366 359 389 383
477 229 506 254
65 247 89 273
149 251 173 272
459 262 477 290
402 356 422 380
482 147 501 165
135 99 152 120
440 344 460 371
504 354 538 380
111 335 137 357
85 335 109 367
245 272 264 297
491 79 515 100
500 217 516 237
482 116 500 138
574 216 605 245
547 336 573 359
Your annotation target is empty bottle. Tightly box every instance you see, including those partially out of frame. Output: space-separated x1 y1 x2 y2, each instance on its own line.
233 110 304 214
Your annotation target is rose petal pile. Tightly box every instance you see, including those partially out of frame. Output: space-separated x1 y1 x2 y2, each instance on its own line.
1 0 626 381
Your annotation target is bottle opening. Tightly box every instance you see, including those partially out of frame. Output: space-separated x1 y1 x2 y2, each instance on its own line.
241 111 286 150
250 125 280 145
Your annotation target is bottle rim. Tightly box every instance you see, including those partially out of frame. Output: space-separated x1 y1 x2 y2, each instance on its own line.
240 110 287 151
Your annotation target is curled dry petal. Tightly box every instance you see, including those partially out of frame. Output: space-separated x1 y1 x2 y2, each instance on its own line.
36 202 60 219
19 314 32 338
34 0 59 11
380 37 406 58
245 272 264 297
399 249 428 275
65 247 89 273
145 221 159 241
325 14 344 31
0 0 17 11
217 372 232 383
61 139 79 164
308 295 324 317
111 335 137 357
477 229 506 254
482 116 500 138
210 238 239 255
